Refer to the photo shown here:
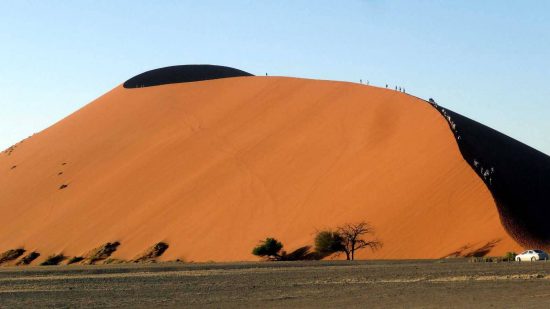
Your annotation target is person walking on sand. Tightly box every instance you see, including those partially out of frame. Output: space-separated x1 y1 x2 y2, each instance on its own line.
386 84 388 88
360 79 363 84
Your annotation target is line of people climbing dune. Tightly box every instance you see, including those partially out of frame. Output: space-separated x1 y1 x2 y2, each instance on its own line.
359 79 406 93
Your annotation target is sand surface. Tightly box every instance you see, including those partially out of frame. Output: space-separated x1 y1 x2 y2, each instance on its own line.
0 76 520 263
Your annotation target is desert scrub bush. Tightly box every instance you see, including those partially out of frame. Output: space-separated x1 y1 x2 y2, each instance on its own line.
252 238 284 261
503 252 517 262
16 252 40 266
470 256 505 263
0 248 26 265
133 242 169 263
314 231 345 258
40 254 66 266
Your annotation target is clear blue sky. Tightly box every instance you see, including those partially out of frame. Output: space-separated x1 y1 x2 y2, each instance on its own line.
1 1 549 154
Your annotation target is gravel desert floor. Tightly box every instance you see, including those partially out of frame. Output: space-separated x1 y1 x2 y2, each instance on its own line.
2 259 550 308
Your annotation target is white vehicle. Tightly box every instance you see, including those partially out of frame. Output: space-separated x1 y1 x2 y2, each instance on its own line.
516 249 549 262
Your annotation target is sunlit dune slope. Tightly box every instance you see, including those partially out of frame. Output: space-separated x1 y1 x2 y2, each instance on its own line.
0 76 521 262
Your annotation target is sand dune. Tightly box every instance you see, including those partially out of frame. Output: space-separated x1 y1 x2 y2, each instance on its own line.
0 72 522 263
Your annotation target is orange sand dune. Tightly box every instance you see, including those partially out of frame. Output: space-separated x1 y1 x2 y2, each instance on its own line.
0 77 521 263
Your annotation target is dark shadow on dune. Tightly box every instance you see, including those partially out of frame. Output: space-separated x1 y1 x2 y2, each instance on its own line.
16 251 40 266
133 242 169 263
464 239 501 258
0 248 25 265
443 245 472 259
82 241 120 264
40 254 66 266
67 256 84 265
428 99 550 248
280 246 324 261
443 239 501 258
123 65 254 88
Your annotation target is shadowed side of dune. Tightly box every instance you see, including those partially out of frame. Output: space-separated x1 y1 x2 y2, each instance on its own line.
432 102 550 248
123 65 254 88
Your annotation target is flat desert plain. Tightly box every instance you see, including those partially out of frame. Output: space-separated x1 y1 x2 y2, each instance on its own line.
2 260 550 308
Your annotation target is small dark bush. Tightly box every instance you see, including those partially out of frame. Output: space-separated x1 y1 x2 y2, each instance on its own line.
314 231 345 257
503 252 517 262
470 256 508 263
252 238 283 260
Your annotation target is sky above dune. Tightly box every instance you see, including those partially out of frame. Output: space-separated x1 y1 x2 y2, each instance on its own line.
1 1 549 154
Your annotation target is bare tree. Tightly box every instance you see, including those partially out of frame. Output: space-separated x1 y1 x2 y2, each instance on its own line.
337 222 382 260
